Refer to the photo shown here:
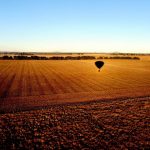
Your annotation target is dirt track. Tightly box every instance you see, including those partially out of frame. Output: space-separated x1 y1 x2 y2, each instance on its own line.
0 96 149 149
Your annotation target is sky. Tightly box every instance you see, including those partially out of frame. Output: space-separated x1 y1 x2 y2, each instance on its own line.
0 0 150 53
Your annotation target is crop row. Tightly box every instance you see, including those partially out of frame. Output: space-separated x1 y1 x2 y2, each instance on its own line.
0 60 150 100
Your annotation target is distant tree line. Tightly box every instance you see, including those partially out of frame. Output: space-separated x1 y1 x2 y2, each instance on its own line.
49 56 96 60
0 55 96 60
0 55 140 60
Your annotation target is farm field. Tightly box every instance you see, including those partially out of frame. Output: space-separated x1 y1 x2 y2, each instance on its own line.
0 59 150 113
0 59 150 149
0 96 149 149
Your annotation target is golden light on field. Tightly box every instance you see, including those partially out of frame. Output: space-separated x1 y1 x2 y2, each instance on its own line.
0 0 150 148
0 59 150 112
0 58 150 149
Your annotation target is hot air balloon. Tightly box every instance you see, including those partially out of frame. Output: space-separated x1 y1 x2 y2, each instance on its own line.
95 61 104 72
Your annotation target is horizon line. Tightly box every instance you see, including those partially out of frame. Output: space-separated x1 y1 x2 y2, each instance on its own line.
0 51 150 55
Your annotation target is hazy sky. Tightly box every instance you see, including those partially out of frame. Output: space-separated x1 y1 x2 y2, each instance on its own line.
0 0 150 53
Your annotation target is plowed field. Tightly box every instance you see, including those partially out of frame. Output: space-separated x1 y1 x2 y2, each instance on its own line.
0 59 150 149
0 60 150 113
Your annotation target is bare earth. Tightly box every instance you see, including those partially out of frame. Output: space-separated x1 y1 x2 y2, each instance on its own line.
0 58 150 149
0 97 149 149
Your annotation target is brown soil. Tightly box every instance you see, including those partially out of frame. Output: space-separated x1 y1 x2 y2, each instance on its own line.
0 96 149 149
